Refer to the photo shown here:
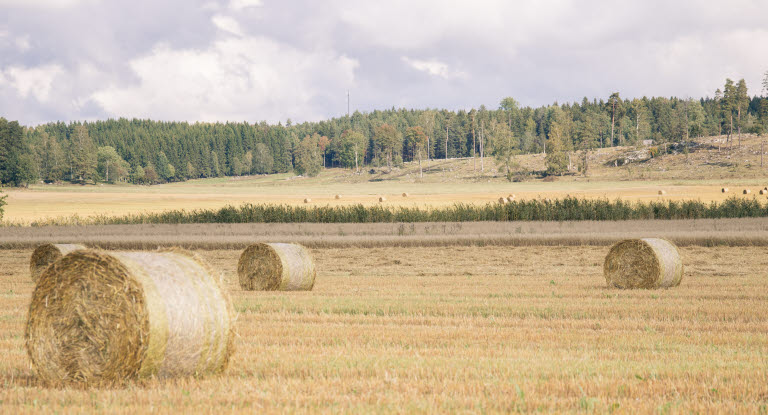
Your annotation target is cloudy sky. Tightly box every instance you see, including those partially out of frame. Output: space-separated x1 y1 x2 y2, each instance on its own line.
1 0 767 126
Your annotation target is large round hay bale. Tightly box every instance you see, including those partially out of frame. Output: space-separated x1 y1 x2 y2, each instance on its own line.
743 189 751 195
507 194 515 200
658 190 667 195
378 196 387 202
26 249 234 386
402 192 409 197
603 238 683 289
334 194 341 199
29 243 87 282
721 187 729 193
238 243 316 291
498 197 507 204
303 198 311 203
760 189 768 195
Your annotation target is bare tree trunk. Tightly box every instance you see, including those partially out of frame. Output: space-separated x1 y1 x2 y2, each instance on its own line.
737 106 742 148
611 102 615 146
418 151 422 178
480 121 484 172
445 125 448 160
472 114 476 171
354 146 359 173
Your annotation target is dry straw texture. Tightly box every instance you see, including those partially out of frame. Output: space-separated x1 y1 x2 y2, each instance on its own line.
603 238 684 289
26 248 234 386
238 243 316 291
29 243 87 282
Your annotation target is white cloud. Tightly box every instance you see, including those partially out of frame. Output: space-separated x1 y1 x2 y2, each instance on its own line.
91 37 358 123
211 15 244 37
228 0 261 10
0 0 99 8
401 57 467 80
1 64 63 102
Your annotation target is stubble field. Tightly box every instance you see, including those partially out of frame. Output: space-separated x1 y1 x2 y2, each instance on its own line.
1 245 766 413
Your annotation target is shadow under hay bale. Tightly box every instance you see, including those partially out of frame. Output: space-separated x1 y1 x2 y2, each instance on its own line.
238 243 316 291
26 249 234 386
603 238 683 289
29 243 87 282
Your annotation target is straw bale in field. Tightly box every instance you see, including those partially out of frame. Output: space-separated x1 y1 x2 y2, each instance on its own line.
743 189 751 194
760 189 767 195
603 238 683 289
26 249 234 386
498 197 508 204
658 190 666 195
402 192 409 197
304 198 311 203
507 194 515 200
335 194 341 199
29 243 87 282
379 196 387 202
238 243 316 291
721 187 728 193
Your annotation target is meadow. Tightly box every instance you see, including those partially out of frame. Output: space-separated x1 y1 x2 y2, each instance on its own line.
0 245 766 413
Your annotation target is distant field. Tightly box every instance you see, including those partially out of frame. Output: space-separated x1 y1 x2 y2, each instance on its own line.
1 245 766 412
2 134 768 224
4 175 768 224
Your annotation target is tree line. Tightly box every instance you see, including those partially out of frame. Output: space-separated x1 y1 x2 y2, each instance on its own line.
1 76 767 187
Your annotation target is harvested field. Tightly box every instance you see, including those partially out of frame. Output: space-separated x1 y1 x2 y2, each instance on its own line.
0 245 766 412
1 218 768 249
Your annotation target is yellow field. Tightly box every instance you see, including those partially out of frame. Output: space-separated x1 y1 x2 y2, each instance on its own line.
1 246 766 413
4 175 768 223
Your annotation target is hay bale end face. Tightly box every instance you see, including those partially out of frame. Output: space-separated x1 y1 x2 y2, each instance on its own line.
238 243 316 291
604 238 683 289
26 249 234 386
743 189 751 195
721 187 729 193
29 243 87 282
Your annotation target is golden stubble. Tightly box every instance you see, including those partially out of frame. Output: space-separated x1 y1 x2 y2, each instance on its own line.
0 245 766 413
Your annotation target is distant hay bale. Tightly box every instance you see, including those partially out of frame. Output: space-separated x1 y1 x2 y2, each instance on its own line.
334 194 341 199
29 243 87 282
26 249 233 386
658 190 666 195
507 194 515 200
379 196 387 202
760 189 767 195
402 192 409 197
603 238 684 289
303 198 312 203
743 189 751 195
238 243 316 291
721 187 729 193
498 197 507 204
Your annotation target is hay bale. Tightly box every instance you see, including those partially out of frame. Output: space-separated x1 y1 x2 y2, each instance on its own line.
303 198 311 203
743 189 751 195
402 192 409 197
658 190 666 195
237 243 316 291
507 194 515 200
498 197 507 204
29 243 87 282
379 196 387 202
603 238 683 289
26 249 234 386
721 187 729 193
760 189 767 195
334 194 341 199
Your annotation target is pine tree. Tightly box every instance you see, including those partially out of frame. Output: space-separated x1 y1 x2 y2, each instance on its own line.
0 118 36 186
